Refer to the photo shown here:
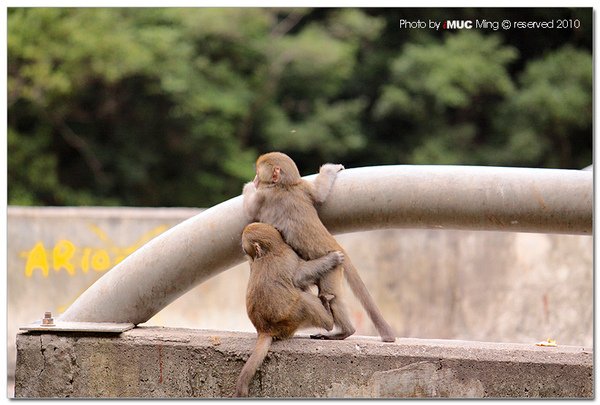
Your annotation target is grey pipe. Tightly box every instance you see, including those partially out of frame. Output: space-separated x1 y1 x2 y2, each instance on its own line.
60 166 592 324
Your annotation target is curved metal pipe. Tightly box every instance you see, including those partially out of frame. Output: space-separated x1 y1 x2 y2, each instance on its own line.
60 166 592 324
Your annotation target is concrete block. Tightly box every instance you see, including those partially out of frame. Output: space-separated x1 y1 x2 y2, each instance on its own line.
15 327 592 398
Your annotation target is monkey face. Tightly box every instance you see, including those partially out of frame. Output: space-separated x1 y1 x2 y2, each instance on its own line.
255 161 277 185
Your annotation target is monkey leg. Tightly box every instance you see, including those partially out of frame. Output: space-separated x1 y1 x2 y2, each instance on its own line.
318 293 335 315
310 295 356 340
299 292 334 331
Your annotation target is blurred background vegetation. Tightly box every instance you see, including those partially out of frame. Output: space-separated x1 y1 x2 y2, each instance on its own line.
8 8 592 207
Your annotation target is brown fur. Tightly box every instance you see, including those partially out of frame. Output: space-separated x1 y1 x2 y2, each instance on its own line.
243 152 396 342
235 222 343 397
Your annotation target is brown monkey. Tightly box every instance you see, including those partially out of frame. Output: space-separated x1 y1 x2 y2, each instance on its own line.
235 222 344 397
243 152 396 342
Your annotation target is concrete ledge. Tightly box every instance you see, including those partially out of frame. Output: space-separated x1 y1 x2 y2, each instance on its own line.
15 327 592 398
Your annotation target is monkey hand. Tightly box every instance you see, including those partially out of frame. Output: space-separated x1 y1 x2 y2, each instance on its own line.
330 250 345 266
320 163 345 175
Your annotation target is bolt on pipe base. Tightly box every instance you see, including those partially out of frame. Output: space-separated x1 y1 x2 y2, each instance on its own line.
19 312 134 333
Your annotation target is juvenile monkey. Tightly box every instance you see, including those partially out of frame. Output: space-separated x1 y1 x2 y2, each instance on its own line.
235 222 344 397
243 152 396 342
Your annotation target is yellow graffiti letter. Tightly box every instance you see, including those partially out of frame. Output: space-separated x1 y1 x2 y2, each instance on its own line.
53 240 76 276
91 249 111 272
24 242 50 278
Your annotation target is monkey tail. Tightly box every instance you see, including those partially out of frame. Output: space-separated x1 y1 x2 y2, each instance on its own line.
234 333 273 397
343 257 397 342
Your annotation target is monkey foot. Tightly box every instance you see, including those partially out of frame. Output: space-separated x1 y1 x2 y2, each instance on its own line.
310 333 352 340
319 293 335 302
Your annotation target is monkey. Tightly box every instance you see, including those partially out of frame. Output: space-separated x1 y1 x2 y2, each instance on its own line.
242 152 396 342
234 222 344 397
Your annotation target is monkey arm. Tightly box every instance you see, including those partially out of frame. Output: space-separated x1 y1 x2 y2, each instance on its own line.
242 182 264 221
311 163 344 204
293 251 344 290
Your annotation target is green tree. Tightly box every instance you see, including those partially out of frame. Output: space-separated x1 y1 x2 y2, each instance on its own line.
8 8 262 206
372 31 518 164
248 9 385 170
491 46 592 168
7 8 593 207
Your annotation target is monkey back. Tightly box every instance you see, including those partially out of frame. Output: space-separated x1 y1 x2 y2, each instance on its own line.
256 181 340 260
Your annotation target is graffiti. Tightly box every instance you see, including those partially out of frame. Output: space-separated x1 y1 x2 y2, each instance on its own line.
20 224 168 278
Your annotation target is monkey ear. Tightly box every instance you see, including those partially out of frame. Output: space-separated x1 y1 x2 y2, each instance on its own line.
242 246 252 261
272 166 281 183
253 242 264 258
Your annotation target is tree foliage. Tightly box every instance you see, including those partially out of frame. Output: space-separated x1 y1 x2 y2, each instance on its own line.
7 8 593 207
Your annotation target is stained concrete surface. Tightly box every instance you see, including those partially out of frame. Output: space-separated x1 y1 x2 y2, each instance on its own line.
15 327 592 398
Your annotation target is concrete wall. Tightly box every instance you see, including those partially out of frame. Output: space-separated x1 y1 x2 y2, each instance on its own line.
8 207 593 393
15 328 593 398
7 207 201 391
